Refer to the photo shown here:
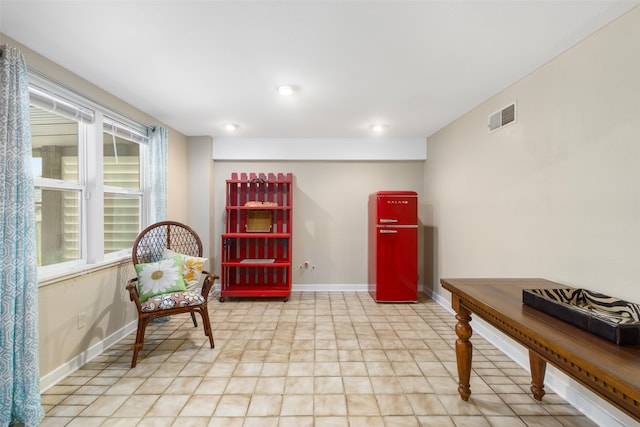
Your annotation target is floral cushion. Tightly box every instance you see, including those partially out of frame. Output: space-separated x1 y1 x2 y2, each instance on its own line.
164 249 207 289
140 290 205 312
135 255 187 303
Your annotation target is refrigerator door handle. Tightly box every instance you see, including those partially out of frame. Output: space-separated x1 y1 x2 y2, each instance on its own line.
379 219 398 223
379 229 398 234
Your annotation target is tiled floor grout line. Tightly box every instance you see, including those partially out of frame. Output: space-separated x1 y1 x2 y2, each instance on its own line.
39 292 596 427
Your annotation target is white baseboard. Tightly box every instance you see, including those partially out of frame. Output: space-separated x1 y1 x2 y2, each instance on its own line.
214 283 369 293
40 320 137 392
429 291 638 427
292 283 369 292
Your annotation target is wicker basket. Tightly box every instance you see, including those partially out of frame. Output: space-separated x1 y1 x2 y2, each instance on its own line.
246 211 272 232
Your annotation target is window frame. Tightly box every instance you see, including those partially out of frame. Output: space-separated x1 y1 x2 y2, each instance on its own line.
29 73 151 283
102 117 147 260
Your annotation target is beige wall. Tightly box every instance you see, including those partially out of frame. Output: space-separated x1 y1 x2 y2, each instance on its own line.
187 136 215 267
1 34 190 380
212 160 426 288
167 128 189 220
38 263 135 375
424 7 640 303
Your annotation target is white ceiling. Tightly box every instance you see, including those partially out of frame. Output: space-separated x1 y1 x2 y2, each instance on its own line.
2 1 638 139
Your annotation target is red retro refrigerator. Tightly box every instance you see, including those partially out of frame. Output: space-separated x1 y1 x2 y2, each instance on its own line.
368 191 418 302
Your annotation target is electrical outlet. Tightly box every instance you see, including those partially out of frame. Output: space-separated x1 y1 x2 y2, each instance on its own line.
78 311 87 329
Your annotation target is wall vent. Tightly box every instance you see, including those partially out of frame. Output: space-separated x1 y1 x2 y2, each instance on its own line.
488 102 516 133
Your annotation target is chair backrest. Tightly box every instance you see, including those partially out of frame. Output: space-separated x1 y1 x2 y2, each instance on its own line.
132 221 203 264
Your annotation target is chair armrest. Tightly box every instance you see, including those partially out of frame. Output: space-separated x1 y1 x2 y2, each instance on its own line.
201 270 219 299
126 278 143 310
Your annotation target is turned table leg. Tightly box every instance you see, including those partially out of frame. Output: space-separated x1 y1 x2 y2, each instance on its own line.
529 350 547 401
453 301 473 401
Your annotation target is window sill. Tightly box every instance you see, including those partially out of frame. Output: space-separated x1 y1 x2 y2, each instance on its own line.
38 256 131 288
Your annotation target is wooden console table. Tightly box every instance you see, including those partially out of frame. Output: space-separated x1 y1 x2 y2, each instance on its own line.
440 278 640 421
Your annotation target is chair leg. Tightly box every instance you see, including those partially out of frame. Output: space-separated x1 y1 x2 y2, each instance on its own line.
190 312 198 327
131 316 150 368
199 306 215 348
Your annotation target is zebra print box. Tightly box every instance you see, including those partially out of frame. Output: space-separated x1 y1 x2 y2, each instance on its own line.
523 288 640 345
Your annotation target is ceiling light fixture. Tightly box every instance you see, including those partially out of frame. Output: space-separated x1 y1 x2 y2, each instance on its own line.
223 123 238 132
277 85 295 96
371 124 385 133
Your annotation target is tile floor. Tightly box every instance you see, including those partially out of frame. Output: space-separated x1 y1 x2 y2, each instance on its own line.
40 292 597 427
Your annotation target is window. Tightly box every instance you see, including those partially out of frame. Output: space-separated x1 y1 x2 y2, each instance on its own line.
31 105 85 268
29 80 149 278
103 126 142 255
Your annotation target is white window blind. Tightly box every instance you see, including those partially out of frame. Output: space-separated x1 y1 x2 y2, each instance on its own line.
103 117 148 145
29 85 95 123
61 157 81 261
104 156 142 254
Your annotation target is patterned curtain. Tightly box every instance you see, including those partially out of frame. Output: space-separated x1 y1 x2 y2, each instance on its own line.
0 45 44 426
148 126 168 223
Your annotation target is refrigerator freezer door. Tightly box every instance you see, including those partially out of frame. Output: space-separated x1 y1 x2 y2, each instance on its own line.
376 192 418 226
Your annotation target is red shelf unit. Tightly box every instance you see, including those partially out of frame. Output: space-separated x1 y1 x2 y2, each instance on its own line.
220 172 293 301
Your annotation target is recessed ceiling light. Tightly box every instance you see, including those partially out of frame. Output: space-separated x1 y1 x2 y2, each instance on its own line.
277 85 295 96
371 124 386 133
223 123 238 132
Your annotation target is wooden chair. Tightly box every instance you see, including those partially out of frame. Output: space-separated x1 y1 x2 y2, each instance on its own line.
125 221 217 367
